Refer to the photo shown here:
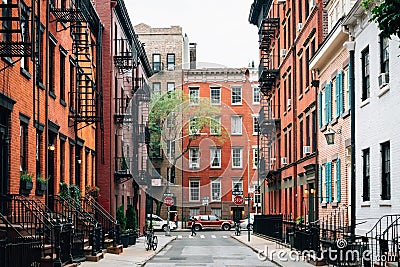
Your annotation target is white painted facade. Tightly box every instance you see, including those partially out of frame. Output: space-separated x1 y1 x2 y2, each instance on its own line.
344 0 400 235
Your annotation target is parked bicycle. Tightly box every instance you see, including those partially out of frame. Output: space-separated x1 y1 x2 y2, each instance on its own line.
234 221 241 236
145 229 158 251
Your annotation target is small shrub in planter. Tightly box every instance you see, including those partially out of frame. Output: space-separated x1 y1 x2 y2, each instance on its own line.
20 172 33 191
37 174 48 191
128 229 137 245
120 231 129 248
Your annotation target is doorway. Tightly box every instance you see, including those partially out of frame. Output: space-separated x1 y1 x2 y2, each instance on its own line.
231 207 244 222
0 111 10 214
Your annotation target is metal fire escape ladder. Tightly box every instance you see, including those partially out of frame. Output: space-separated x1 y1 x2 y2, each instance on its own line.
50 0 101 125
0 0 33 58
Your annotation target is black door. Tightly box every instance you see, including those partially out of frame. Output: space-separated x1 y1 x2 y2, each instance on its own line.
0 113 9 214
232 207 243 222
47 134 55 209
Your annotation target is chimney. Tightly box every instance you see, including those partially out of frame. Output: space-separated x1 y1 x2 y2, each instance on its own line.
189 43 197 69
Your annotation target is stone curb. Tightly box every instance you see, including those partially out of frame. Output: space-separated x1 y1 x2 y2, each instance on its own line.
137 236 177 267
230 234 283 267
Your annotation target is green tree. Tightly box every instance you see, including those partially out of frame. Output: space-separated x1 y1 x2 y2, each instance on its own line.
116 205 126 231
125 204 137 230
362 0 400 38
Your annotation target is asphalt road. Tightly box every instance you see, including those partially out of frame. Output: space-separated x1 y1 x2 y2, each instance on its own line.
144 230 277 267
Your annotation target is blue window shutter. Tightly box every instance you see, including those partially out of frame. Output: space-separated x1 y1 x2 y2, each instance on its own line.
328 82 333 122
319 165 322 203
325 164 329 203
337 159 341 202
336 74 340 118
318 92 323 128
339 71 344 115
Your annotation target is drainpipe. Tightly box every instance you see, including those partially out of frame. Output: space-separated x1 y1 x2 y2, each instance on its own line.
45 0 50 201
344 39 356 241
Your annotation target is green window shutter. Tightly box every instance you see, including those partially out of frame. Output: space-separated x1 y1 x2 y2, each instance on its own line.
339 71 344 115
319 165 322 203
319 92 323 128
336 74 340 118
324 85 329 125
337 159 341 202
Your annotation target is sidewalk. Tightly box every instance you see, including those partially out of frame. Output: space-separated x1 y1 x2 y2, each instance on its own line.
231 233 326 267
80 235 176 267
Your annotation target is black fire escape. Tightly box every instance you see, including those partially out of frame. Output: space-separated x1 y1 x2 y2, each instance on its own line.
0 0 34 58
258 14 280 186
50 0 102 125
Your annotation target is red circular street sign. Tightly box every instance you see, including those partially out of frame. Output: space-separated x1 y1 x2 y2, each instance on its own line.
164 197 174 207
234 195 244 205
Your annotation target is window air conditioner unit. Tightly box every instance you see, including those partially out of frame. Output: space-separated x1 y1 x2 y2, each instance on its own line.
298 23 303 31
277 0 286 3
287 98 292 108
378 72 389 88
303 146 311 155
168 65 175 71
280 49 287 57
281 157 287 165
191 162 199 169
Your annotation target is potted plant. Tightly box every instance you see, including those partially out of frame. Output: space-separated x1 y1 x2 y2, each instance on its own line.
126 205 138 245
20 172 33 191
85 185 100 198
116 205 129 248
37 174 48 191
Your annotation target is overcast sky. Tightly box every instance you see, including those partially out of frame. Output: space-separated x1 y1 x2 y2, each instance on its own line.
124 0 259 68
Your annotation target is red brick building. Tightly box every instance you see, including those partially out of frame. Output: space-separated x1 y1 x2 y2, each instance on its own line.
249 0 325 222
181 68 260 220
95 0 153 232
0 0 100 204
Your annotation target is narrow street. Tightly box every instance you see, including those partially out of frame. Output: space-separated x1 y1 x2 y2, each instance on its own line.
145 230 276 267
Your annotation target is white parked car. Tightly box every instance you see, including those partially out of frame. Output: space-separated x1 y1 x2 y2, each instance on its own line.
147 214 177 232
240 213 255 230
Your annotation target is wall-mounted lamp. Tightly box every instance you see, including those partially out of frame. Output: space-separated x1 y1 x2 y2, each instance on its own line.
304 188 315 195
311 69 320 88
77 157 82 164
48 144 55 151
324 128 342 145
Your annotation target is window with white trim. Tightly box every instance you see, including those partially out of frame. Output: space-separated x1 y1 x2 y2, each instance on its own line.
190 180 200 201
210 87 221 105
211 208 221 217
189 87 199 105
253 146 259 169
210 147 221 168
211 179 221 201
189 117 200 135
253 87 260 104
231 115 242 135
232 179 243 200
167 82 175 92
190 208 200 216
253 115 260 135
232 148 243 168
189 147 200 169
210 116 221 135
231 87 242 105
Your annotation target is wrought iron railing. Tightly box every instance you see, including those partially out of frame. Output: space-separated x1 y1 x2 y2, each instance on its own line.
81 196 120 247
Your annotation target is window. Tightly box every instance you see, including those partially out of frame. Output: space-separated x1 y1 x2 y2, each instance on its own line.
49 41 56 94
381 142 390 200
189 147 200 169
254 194 261 205
361 47 370 101
36 24 44 84
299 120 303 157
211 179 221 201
232 148 243 168
231 87 242 105
362 148 370 202
299 57 303 95
210 147 221 168
2 0 11 43
343 67 350 111
189 117 200 135
380 36 389 75
167 54 175 71
231 115 242 135
152 54 161 72
210 116 221 135
35 131 42 176
152 82 161 94
69 143 74 184
210 87 221 105
253 115 260 135
166 140 175 159
189 87 199 105
211 208 221 217
232 179 243 200
168 166 176 184
167 82 175 92
20 123 28 172
190 208 200 216
60 139 65 182
60 50 66 101
20 1 30 71
253 87 260 104
190 180 200 201
252 146 259 169
69 61 75 111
